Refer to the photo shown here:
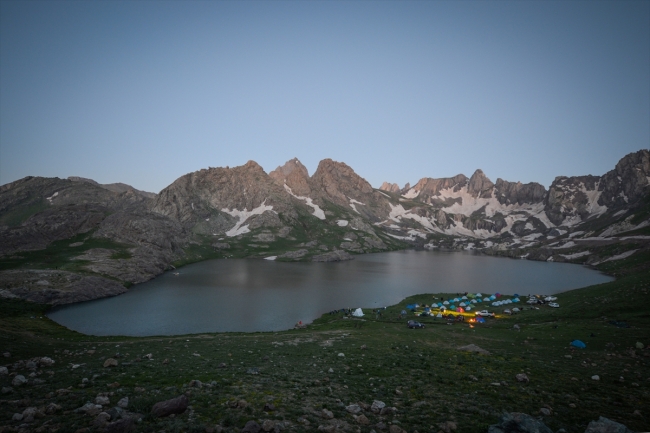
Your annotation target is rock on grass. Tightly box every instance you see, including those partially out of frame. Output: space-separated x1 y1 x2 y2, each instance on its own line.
150 395 188 418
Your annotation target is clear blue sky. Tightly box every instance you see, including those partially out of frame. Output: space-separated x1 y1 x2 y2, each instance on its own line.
1 1 648 193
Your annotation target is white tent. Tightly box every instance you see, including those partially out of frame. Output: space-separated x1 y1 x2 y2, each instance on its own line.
459 302 467 307
443 301 450 305
461 296 468 300
436 313 443 318
352 308 364 317
471 299 478 304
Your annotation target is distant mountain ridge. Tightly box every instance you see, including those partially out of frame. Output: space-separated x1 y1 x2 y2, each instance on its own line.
0 149 648 304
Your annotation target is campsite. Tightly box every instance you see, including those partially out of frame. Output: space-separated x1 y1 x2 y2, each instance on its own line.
0 250 648 433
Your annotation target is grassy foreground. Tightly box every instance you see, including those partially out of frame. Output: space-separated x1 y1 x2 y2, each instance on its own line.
1 258 649 433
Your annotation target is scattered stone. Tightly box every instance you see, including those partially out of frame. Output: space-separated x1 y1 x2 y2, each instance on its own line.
355 414 370 425
328 368 334 373
338 353 345 357
12 413 23 421
458 344 490 355
438 421 457 433
76 402 103 416
565 355 572 359
513 324 520 331
584 417 633 433
103 358 118 368
262 402 276 411
238 400 248 409
93 412 111 428
96 396 110 406
371 400 386 414
516 373 529 383
1 386 13 394
569 403 576 408
360 345 367 350
46 403 62 414
105 417 136 433
246 367 260 375
242 421 261 433
162 358 169 364
261 420 275 432
117 397 129 408
389 425 405 433
318 425 336 433
636 342 644 349
22 407 39 423
150 395 189 418
40 357 55 366
487 412 552 433
380 407 395 415
322 408 334 419
591 375 600 381
12 375 27 387
394 388 403 395
0 366 8 375
189 379 203 388
346 404 362 414
539 408 551 416
218 362 228 368
3 352 10 358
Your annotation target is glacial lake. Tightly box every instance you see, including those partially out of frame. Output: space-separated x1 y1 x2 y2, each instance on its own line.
47 250 613 336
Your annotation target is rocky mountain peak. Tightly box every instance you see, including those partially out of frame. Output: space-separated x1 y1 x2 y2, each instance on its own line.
467 169 494 198
379 182 400 193
269 158 311 196
311 159 374 205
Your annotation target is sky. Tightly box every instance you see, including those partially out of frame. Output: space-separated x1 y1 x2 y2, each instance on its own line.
1 1 649 193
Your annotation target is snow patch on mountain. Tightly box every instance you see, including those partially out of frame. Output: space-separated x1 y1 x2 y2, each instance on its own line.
593 249 638 265
402 188 420 199
284 184 325 220
337 220 349 227
222 201 275 237
348 198 366 214
387 203 436 231
560 251 591 260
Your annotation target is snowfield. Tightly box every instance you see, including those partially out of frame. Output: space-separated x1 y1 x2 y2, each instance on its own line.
222 201 275 237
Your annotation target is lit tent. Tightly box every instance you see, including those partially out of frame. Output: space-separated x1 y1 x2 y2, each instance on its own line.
352 308 364 317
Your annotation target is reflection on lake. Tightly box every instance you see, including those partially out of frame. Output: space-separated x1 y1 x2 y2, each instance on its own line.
47 250 613 336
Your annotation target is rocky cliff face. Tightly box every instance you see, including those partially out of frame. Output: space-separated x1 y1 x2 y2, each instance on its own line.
268 158 312 197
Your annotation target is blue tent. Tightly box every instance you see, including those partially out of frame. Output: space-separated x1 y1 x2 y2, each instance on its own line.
570 340 586 349
476 317 486 323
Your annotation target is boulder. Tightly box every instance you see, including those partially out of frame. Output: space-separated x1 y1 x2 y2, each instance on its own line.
488 412 553 433
515 373 529 383
150 395 189 418
355 414 370 425
12 375 27 387
242 421 262 433
346 404 362 414
96 396 110 406
0 366 7 375
322 409 334 419
584 417 633 433
371 400 386 414
261 420 275 432
105 417 136 433
104 358 118 368
117 397 129 408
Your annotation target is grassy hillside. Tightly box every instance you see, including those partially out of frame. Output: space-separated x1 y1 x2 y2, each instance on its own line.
0 257 648 432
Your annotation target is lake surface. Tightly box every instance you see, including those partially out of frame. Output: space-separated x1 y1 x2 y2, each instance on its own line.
47 250 613 336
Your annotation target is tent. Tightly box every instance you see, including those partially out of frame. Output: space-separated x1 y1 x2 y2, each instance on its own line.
471 299 478 304
483 297 491 302
513 298 520 303
570 340 586 349
476 317 485 323
443 301 450 305
466 306 472 311
513 293 520 297
450 305 457 311
476 293 483 297
459 302 467 307
476 299 483 303
436 313 443 318
461 296 468 300
353 308 364 317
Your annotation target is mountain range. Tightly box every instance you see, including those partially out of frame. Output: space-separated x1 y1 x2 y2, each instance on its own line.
1 149 648 304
